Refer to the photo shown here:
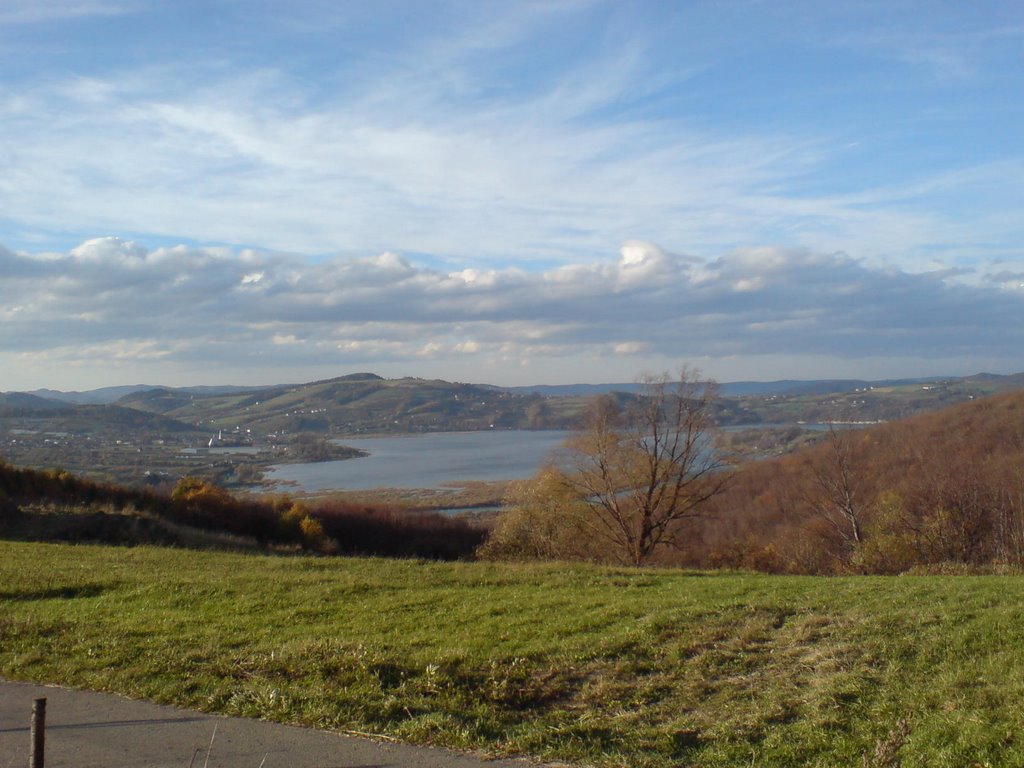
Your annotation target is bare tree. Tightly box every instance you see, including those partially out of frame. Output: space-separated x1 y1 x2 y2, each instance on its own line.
563 369 729 566
804 425 865 557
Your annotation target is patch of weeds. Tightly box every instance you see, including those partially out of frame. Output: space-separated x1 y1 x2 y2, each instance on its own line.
225 683 296 719
863 718 911 768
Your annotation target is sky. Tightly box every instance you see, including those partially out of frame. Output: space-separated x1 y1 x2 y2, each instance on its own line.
0 0 1022 391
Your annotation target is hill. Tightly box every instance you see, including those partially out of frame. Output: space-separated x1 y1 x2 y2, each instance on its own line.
116 374 587 435
478 386 1024 574
0 392 73 410
503 372 1024 399
9 371 1024 441
112 370 1024 434
0 400 216 484
503 376 945 398
27 383 270 405
16 369 1022 417
5 371 1024 490
693 388 1024 573
725 372 1024 425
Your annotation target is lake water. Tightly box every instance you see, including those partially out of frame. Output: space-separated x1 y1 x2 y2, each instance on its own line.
267 430 571 492
265 423 864 493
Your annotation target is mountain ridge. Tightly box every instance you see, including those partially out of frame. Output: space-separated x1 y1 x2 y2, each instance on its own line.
16 371 1024 403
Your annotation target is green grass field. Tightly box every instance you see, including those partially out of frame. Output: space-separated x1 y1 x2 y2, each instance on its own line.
2 541 1023 767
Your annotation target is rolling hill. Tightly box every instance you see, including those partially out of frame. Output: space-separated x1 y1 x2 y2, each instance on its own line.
0 392 73 410
115 373 586 435
7 371 1023 440
4 371 1024 490
107 370 1024 436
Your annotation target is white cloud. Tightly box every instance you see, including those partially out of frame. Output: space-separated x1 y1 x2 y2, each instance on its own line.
1 238 1021 390
69 236 147 262
0 3 1021 389
613 341 649 355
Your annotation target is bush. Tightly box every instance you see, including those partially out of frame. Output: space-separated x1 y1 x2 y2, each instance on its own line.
478 466 603 562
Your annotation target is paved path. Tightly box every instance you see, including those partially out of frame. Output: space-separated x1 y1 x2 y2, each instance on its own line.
0 681 539 768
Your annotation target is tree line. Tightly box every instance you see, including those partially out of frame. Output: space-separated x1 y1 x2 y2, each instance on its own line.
480 371 1024 573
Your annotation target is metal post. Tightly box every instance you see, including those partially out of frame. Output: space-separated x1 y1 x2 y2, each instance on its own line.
29 697 45 768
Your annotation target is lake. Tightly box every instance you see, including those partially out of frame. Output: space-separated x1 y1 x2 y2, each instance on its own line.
266 423 863 493
267 430 571 492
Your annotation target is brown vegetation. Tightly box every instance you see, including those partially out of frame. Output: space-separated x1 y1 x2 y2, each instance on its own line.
0 461 485 560
481 388 1024 574
689 389 1024 573
481 370 728 566
8 385 1024 574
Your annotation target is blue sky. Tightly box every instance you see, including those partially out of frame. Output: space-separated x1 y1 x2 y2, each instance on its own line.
0 0 1021 389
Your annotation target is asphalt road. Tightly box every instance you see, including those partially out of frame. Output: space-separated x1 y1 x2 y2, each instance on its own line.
0 680 539 768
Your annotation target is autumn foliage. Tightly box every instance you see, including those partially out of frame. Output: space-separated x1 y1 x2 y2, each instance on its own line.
0 462 484 559
688 389 1024 573
6 387 1024 572
480 389 1024 573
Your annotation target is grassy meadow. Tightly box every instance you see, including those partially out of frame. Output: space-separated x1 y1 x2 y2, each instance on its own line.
2 541 1024 767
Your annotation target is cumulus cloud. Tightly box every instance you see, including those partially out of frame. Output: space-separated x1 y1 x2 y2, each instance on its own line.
69 237 147 262
2 239 1021 388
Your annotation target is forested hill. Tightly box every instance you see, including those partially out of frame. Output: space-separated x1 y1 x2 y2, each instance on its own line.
693 387 1024 574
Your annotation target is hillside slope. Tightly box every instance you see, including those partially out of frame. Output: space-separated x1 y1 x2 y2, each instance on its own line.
695 388 1024 573
0 460 484 559
117 374 586 434
117 371 1024 435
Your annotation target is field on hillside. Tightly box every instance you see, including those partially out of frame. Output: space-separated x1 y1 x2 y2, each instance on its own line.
3 543 1024 766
